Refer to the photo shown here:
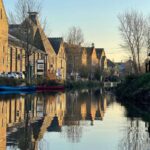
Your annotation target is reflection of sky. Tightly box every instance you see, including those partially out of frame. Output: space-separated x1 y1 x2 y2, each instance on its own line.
40 102 127 150
3 0 150 61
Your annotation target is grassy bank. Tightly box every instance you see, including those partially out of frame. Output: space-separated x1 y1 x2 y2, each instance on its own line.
35 77 102 89
116 73 150 103
0 77 102 90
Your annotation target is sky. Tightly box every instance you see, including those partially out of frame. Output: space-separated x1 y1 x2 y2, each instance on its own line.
3 0 150 62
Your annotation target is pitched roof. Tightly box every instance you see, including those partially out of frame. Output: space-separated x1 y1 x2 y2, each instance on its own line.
8 34 46 54
107 59 115 67
11 12 56 56
48 38 63 54
85 47 94 56
95 48 105 59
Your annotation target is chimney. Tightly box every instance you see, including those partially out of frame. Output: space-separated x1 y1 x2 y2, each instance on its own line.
91 43 95 48
28 12 38 24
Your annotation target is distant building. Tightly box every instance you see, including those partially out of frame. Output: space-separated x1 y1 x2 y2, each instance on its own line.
65 44 82 78
65 43 107 79
115 59 134 77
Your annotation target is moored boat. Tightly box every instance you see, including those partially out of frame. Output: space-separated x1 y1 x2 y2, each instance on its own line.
0 86 36 91
36 86 65 92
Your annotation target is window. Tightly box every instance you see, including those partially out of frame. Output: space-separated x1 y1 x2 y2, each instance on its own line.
61 60 63 68
0 9 2 19
2 46 4 64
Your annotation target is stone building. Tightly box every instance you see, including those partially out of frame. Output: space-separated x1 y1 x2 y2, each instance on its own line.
0 0 8 72
65 43 107 79
65 44 83 78
48 37 66 80
8 34 46 77
95 48 107 70
9 12 57 79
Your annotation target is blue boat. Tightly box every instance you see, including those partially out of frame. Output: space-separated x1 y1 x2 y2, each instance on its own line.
0 86 36 92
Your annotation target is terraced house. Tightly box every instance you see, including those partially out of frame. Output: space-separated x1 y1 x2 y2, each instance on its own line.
65 43 107 79
48 37 66 80
0 0 8 72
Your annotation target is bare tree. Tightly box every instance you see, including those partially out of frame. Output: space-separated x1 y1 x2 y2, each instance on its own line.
66 26 84 46
145 16 150 57
118 10 146 74
9 0 42 24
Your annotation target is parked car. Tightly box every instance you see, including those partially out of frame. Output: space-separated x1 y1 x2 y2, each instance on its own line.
16 72 25 79
7 72 19 79
7 72 15 78
1 72 8 78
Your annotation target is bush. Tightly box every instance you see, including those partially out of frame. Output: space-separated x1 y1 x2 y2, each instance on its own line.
65 80 101 89
116 73 150 101
34 77 62 86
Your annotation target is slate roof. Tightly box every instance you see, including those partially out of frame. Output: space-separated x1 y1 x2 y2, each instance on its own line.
107 59 115 67
48 38 63 54
86 47 94 56
95 48 105 59
10 12 56 56
8 34 46 54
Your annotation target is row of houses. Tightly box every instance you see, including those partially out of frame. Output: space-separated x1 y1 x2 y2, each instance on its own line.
0 0 107 81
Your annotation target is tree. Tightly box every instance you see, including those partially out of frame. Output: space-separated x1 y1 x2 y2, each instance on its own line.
66 26 84 46
79 65 89 79
94 66 102 81
9 0 42 24
118 10 146 74
9 0 43 83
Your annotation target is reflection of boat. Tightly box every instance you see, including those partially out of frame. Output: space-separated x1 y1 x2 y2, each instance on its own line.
0 86 36 92
36 86 65 92
0 91 35 95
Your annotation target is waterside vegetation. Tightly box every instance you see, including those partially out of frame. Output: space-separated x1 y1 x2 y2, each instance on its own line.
116 73 150 103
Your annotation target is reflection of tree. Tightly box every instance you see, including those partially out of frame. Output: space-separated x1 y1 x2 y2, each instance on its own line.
118 119 150 150
64 125 83 143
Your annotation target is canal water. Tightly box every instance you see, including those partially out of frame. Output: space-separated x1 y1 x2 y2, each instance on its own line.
0 89 150 150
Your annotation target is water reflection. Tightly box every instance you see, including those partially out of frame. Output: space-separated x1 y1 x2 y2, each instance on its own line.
119 119 150 150
0 89 109 150
118 101 150 150
0 89 150 150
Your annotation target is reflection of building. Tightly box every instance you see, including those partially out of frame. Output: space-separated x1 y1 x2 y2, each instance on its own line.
0 100 7 150
2 90 109 148
65 89 107 125
6 97 25 127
